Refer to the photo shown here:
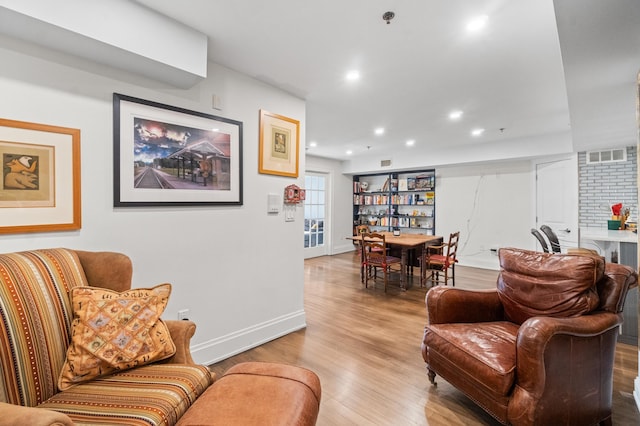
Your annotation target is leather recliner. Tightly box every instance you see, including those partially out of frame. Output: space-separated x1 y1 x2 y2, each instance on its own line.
422 247 638 426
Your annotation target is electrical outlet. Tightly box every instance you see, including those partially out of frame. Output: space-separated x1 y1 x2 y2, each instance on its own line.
177 309 190 321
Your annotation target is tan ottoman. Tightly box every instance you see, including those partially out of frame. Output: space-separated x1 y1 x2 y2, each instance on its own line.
177 362 321 425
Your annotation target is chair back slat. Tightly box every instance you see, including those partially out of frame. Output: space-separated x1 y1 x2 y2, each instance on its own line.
445 232 460 261
362 232 386 265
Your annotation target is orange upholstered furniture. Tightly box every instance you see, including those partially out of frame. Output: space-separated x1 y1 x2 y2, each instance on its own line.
0 248 320 425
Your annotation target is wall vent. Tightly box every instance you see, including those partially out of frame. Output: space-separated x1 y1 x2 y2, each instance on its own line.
586 148 627 164
381 159 392 167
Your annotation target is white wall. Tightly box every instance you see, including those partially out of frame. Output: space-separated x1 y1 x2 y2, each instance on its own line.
435 161 535 269
0 38 306 365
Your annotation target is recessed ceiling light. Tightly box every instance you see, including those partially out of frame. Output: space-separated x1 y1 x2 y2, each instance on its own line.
449 110 463 120
466 15 488 32
374 127 385 135
471 128 485 137
211 128 219 132
346 70 360 81
406 139 415 146
309 141 317 147
346 150 353 155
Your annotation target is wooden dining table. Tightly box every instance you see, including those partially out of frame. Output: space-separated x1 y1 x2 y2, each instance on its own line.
347 232 443 290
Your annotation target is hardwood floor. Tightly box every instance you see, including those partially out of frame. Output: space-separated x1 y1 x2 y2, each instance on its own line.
209 251 640 425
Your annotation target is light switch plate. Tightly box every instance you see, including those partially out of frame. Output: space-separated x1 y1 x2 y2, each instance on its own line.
268 193 280 213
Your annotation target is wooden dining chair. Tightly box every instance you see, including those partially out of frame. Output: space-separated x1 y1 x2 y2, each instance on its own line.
354 224 371 251
422 231 460 287
361 232 402 292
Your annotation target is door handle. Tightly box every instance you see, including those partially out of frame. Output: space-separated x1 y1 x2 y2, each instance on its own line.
560 228 570 233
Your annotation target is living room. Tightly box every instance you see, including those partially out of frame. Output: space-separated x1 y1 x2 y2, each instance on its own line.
0 1 638 424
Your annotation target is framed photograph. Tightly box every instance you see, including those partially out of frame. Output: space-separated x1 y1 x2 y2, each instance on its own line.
0 118 81 234
114 93 243 207
259 109 300 177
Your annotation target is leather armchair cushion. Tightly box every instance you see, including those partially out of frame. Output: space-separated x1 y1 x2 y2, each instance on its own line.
497 248 601 324
424 321 519 396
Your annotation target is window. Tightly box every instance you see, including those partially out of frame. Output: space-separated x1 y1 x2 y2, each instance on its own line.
587 148 627 164
304 174 325 249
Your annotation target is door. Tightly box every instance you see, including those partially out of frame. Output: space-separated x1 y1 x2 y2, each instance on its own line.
535 157 579 251
304 172 328 259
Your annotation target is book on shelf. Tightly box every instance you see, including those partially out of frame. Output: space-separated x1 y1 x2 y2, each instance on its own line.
398 178 408 191
425 191 435 205
415 174 434 190
407 177 416 190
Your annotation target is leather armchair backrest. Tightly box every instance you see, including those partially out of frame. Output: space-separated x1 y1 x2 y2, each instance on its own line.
497 248 602 324
598 262 638 313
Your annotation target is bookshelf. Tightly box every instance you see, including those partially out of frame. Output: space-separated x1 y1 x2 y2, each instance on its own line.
353 169 436 235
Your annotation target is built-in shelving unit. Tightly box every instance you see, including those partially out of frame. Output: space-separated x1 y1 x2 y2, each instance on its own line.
353 169 436 235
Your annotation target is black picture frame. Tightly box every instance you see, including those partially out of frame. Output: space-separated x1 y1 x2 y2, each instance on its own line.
113 93 243 206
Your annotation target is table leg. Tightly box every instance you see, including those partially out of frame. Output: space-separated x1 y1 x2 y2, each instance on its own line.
418 244 426 287
400 248 408 290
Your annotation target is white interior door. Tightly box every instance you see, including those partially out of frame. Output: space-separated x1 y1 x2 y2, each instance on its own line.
304 172 328 259
535 157 579 251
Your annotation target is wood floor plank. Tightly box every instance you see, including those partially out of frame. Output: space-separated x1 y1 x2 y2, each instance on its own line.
209 251 640 425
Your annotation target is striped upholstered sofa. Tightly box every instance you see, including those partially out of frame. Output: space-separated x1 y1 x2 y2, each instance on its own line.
0 248 322 426
0 248 215 425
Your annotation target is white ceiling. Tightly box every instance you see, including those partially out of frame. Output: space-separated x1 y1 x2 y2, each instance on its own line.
132 0 640 163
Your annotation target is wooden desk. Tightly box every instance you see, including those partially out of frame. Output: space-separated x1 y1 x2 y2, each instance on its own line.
348 232 442 290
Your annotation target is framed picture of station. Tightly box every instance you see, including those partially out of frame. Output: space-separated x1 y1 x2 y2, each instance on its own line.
113 93 243 206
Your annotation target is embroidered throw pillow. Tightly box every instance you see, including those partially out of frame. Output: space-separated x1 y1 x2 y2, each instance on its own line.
58 283 176 391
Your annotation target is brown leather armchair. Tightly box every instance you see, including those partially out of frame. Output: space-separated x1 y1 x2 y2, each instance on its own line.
422 247 638 426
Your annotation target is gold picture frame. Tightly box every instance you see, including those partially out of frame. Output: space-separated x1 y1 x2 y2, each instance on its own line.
0 118 81 234
259 109 300 177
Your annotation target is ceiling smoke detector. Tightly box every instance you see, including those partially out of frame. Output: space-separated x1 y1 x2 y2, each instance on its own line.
382 11 395 24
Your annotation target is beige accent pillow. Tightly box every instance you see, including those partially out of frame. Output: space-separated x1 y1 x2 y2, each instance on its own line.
58 283 176 391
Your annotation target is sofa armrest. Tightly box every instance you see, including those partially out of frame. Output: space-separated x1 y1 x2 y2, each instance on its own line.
0 402 74 426
509 312 622 423
163 319 197 365
426 286 503 324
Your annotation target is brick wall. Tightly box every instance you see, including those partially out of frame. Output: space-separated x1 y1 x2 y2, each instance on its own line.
578 145 637 228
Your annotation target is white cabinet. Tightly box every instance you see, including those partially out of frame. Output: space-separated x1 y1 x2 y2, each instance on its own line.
580 227 638 345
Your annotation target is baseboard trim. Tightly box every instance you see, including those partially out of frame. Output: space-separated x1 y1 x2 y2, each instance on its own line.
458 256 500 271
191 309 307 366
333 243 357 255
